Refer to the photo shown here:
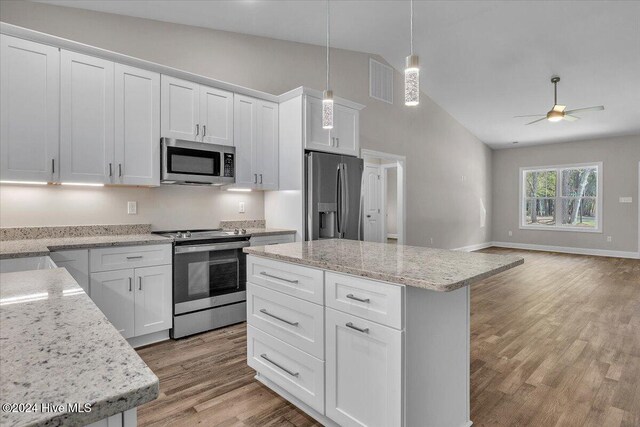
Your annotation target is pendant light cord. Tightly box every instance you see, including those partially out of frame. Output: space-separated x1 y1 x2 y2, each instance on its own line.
326 0 330 90
410 0 414 55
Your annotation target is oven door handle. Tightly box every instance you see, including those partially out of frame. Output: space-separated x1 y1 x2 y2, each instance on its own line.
175 241 250 254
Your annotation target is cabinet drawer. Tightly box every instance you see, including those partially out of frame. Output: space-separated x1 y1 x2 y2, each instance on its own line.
90 244 172 272
249 234 295 247
326 272 403 329
247 256 323 305
247 283 324 359
247 325 324 414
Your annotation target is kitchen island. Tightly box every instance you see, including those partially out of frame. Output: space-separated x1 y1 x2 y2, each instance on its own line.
244 239 523 427
0 268 159 427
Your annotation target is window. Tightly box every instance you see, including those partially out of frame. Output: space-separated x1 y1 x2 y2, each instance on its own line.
520 163 602 232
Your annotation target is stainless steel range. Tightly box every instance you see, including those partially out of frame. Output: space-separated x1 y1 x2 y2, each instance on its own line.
155 229 250 338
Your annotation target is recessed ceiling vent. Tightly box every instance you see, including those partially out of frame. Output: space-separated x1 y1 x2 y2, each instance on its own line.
369 58 393 104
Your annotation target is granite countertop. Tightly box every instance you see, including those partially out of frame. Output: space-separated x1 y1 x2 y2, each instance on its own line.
244 239 523 292
222 228 296 237
0 268 159 427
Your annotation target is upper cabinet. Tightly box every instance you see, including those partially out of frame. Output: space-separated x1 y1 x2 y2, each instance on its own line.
0 35 60 183
161 76 234 146
114 64 160 186
60 50 115 184
304 95 360 157
234 95 279 190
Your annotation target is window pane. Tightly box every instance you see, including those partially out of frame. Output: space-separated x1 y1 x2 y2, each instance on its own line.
561 198 597 228
525 170 556 197
561 167 597 197
525 198 556 226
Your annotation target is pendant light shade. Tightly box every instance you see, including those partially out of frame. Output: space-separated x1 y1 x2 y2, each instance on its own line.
405 0 419 106
322 0 334 129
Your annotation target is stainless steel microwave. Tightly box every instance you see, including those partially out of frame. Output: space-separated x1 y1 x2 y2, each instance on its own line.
161 138 235 185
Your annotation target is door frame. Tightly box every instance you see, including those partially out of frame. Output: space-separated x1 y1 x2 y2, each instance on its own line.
363 162 383 242
360 149 406 245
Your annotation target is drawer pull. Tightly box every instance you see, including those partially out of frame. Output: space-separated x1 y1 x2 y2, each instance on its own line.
346 293 370 303
260 271 299 284
259 308 299 326
126 256 143 260
346 322 369 334
260 353 299 377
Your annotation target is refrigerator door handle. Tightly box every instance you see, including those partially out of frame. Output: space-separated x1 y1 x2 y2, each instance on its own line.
336 164 342 237
342 163 349 238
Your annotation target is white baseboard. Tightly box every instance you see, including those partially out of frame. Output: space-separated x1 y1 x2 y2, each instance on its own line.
491 241 640 259
387 233 398 239
452 242 493 252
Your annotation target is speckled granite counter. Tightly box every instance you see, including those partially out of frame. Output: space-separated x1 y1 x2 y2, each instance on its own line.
0 268 159 426
244 239 523 291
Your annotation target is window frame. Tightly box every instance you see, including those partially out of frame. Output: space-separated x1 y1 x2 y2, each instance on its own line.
519 162 603 233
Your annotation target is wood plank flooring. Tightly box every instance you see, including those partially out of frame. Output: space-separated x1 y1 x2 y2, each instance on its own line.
136 249 640 426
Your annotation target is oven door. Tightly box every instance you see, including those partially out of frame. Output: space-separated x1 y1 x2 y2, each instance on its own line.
173 241 249 315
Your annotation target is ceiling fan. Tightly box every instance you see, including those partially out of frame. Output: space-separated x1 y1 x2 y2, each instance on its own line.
514 76 604 125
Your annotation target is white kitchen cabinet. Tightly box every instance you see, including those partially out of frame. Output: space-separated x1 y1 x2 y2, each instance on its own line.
0 35 59 183
50 249 89 294
160 75 199 141
234 94 279 189
325 307 403 427
91 269 136 339
161 75 234 146
60 50 114 184
304 95 359 157
133 264 172 336
114 64 160 186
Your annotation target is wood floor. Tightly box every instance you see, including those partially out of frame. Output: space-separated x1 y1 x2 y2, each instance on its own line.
136 249 640 427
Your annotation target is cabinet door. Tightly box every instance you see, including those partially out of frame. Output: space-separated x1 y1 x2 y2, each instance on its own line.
256 100 279 190
233 95 258 188
114 64 160 186
60 50 114 184
1 35 60 183
326 307 402 427
304 95 332 152
50 249 89 294
200 85 234 146
160 75 199 140
333 104 359 157
91 269 135 339
134 265 172 336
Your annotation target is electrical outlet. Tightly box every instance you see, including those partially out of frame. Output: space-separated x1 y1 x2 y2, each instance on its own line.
127 201 137 215
508 230 513 237
239 202 245 214
606 236 612 242
429 237 434 245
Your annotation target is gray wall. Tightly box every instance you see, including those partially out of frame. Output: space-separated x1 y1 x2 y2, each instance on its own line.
492 134 640 253
0 1 492 248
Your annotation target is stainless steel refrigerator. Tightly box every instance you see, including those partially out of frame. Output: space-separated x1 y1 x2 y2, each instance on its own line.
305 151 364 241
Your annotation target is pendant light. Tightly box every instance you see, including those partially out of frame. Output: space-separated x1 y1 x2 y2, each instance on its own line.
322 0 334 129
405 0 419 106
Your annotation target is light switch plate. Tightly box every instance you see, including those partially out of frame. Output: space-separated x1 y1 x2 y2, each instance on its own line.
239 202 245 213
619 196 632 203
127 201 137 215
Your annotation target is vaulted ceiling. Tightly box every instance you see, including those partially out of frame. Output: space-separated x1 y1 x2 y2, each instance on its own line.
35 0 640 148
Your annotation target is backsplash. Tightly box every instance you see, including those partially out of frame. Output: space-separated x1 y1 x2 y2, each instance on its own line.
0 224 152 241
219 219 266 229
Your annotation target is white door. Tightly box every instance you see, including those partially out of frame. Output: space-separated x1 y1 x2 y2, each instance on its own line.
304 95 332 152
256 100 279 190
233 94 257 188
363 165 383 242
90 269 135 339
200 85 234 146
134 265 172 336
333 104 359 157
0 35 60 183
60 50 114 184
114 64 160 186
160 75 199 140
326 307 402 427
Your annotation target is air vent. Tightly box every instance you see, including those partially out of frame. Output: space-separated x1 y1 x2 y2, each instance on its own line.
369 58 393 104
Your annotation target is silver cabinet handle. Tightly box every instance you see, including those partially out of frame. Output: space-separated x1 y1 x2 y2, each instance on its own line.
203 125 206 137
259 271 299 284
331 137 335 147
346 322 369 334
51 158 55 174
118 163 122 177
128 277 132 292
109 163 113 177
259 174 263 184
138 276 142 291
126 255 143 260
254 173 258 184
260 353 299 377
196 124 199 136
259 308 299 326
346 293 370 303
336 137 340 146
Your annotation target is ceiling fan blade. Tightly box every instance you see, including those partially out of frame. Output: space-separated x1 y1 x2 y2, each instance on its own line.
552 104 566 112
513 114 546 118
563 114 580 122
564 106 604 115
525 117 547 125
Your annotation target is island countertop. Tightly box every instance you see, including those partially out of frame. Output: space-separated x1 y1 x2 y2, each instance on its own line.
0 268 159 427
244 239 523 291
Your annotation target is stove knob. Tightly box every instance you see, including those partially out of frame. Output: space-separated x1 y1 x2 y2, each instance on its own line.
241 228 247 235
234 228 239 235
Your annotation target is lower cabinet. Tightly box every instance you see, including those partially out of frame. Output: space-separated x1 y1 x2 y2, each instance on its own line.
133 264 173 336
50 249 89 294
325 307 403 427
91 269 136 338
